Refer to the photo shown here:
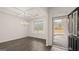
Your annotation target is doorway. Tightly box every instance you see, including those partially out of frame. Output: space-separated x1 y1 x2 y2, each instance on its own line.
52 16 68 50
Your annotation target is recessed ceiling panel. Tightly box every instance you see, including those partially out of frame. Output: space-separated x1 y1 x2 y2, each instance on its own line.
16 7 34 12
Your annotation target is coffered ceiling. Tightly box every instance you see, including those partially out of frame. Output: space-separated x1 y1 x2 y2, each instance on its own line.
0 7 76 21
0 7 48 21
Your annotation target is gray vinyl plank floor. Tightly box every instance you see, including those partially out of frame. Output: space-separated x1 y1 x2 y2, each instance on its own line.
0 37 51 51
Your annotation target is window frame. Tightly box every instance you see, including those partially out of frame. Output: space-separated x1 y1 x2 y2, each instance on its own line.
32 19 45 34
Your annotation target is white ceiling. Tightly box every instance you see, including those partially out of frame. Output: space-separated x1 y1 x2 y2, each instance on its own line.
15 7 34 12
49 7 76 17
0 7 77 21
0 7 48 21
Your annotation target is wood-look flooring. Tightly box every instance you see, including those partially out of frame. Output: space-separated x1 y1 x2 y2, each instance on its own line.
0 37 51 51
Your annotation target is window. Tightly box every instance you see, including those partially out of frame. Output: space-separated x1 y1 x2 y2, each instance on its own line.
53 19 64 35
33 19 45 33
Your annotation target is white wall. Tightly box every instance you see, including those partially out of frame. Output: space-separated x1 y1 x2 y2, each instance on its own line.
0 12 28 43
27 8 49 41
48 7 76 46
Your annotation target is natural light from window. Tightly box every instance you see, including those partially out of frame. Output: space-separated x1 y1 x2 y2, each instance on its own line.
53 19 64 35
33 19 45 34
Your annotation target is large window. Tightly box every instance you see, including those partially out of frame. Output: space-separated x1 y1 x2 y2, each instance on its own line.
33 19 45 33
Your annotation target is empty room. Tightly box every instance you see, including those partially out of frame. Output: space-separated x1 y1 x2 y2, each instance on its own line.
0 7 78 51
